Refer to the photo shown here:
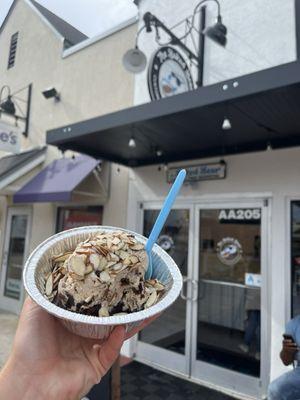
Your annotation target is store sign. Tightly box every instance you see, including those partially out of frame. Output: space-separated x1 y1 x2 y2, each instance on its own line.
245 273 261 287
167 162 226 183
148 46 194 100
218 209 261 221
217 237 243 266
0 121 21 153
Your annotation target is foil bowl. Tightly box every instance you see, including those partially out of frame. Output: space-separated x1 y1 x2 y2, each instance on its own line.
23 226 183 339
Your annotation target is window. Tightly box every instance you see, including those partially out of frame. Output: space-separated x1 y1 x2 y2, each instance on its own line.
291 202 300 317
7 32 18 69
56 206 103 232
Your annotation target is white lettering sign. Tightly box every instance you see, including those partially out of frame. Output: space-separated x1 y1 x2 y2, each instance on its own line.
0 121 21 153
219 209 261 221
167 162 226 183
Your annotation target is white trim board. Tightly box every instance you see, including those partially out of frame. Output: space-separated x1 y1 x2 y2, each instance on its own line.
0 153 46 191
62 15 138 58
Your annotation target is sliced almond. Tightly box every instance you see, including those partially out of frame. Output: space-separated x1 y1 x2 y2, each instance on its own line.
53 252 72 263
119 250 129 260
123 257 131 266
130 255 139 264
90 253 100 269
100 270 110 282
112 262 125 271
85 264 93 274
99 307 109 317
70 272 85 281
145 290 157 308
154 282 165 291
106 237 112 250
112 237 121 245
69 254 86 276
82 243 92 248
105 261 118 269
113 312 128 316
130 243 144 251
53 272 62 285
45 274 53 296
99 256 108 271
84 295 93 303
109 253 120 262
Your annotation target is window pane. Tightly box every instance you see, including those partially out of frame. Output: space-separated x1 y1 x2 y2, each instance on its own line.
291 202 300 317
4 215 27 300
139 209 189 355
197 208 261 377
56 206 103 232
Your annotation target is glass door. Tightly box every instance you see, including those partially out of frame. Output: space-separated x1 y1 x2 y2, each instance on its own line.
0 207 32 314
191 202 269 398
136 205 194 376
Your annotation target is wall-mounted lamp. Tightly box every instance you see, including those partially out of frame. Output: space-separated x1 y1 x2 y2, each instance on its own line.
42 87 60 102
124 0 227 83
0 84 32 137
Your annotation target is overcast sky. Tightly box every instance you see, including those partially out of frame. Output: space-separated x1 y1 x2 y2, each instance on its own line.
0 0 137 37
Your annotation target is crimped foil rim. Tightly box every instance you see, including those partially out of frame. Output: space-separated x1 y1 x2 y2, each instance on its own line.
23 226 183 326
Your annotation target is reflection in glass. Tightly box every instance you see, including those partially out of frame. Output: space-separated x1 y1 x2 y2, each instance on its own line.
139 209 189 355
197 209 261 377
291 202 300 317
4 215 28 300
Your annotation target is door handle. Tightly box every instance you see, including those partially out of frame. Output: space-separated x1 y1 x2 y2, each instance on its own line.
191 280 198 301
180 276 189 300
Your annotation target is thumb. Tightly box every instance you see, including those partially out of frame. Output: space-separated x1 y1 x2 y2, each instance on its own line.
95 325 126 376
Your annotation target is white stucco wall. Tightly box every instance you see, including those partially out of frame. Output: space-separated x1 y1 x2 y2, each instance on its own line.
125 146 300 391
134 0 296 105
128 3 299 390
0 0 135 313
0 0 135 245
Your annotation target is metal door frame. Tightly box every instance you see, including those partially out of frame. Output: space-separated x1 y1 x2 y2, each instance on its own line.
0 206 32 314
135 201 195 377
191 199 270 399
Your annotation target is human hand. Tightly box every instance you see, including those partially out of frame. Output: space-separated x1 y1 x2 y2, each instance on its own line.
0 297 158 400
280 338 298 366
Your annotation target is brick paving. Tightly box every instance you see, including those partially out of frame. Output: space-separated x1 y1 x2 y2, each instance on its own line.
121 361 236 400
0 311 18 370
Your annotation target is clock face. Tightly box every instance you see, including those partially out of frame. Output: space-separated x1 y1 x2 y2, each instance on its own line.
148 46 194 100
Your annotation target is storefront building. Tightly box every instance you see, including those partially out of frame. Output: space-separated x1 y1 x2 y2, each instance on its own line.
46 0 300 398
0 0 137 314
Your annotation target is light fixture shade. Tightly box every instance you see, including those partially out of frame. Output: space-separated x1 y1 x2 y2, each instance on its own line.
0 96 16 115
123 47 147 74
222 117 232 130
204 18 227 47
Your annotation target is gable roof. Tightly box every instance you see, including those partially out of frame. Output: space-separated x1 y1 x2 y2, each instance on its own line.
1 0 88 47
30 0 88 47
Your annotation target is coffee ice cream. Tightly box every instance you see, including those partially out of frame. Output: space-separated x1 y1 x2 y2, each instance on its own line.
44 231 165 317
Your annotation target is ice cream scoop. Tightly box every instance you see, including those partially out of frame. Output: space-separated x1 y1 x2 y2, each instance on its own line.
145 169 186 280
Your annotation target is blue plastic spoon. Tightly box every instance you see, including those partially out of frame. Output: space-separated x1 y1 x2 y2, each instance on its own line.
144 169 187 279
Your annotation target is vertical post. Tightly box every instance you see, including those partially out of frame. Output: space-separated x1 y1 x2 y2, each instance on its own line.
23 83 32 137
111 356 121 400
296 0 300 60
197 6 206 87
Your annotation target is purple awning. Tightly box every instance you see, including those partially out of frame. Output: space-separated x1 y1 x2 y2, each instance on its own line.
14 155 100 203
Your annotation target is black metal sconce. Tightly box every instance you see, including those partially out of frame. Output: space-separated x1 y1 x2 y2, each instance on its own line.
0 84 32 137
124 0 227 87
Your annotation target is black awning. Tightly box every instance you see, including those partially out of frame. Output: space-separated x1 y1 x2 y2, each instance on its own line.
46 61 300 167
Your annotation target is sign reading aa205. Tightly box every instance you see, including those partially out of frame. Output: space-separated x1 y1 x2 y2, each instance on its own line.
219 209 261 221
